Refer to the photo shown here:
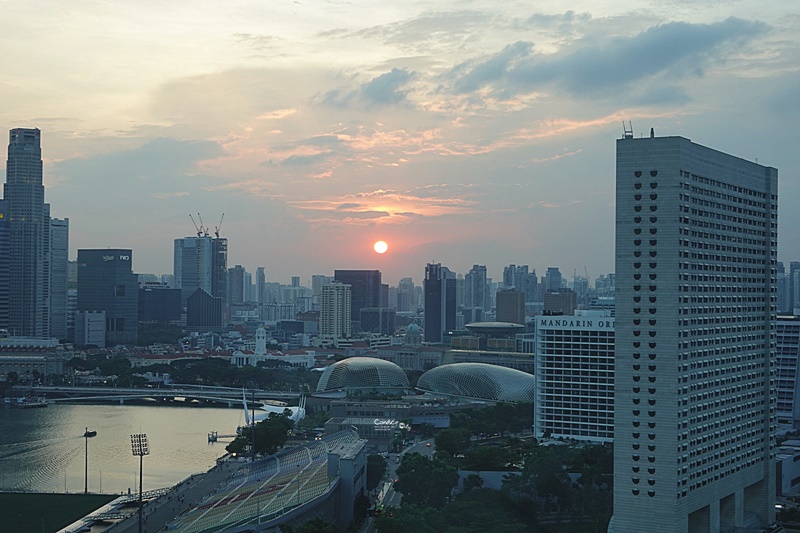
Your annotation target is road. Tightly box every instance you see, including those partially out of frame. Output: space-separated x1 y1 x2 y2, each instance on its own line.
360 438 436 532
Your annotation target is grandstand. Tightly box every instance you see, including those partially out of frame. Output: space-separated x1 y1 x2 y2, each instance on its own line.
168 430 364 533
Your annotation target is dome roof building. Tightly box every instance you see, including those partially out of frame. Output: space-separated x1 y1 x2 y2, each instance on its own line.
416 363 534 403
316 356 411 393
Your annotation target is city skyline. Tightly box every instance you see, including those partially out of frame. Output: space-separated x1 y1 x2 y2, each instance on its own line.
1 1 797 284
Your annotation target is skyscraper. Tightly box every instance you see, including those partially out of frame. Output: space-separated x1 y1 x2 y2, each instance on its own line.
49 218 69 339
614 134 777 532
228 264 245 306
424 263 456 343
334 270 381 332
174 235 227 308
496 289 525 325
544 267 562 292
0 200 9 329
465 264 489 311
256 267 266 304
775 315 800 429
77 249 138 345
319 281 351 341
3 128 51 337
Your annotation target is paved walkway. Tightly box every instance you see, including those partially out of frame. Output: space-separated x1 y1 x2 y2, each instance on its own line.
104 459 242 533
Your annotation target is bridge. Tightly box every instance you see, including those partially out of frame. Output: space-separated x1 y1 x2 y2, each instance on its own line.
23 384 301 406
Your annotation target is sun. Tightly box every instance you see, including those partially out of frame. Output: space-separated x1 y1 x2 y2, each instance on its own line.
373 240 389 254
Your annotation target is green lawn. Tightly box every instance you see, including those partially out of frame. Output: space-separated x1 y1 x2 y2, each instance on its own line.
0 492 116 532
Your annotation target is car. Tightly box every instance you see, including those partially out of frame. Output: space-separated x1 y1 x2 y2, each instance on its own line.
426 442 431 447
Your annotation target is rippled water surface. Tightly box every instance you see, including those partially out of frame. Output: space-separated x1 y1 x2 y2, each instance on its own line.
0 403 244 494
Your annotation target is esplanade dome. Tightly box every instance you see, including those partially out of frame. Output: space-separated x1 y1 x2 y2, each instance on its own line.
416 363 534 403
316 356 411 392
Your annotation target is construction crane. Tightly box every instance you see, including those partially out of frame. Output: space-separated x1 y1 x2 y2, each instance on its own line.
189 214 202 237
215 213 225 238
196 213 209 237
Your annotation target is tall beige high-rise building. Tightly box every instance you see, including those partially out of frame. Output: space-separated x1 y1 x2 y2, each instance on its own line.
613 133 777 532
320 281 351 341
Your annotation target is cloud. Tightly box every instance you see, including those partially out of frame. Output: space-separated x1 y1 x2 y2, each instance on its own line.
54 137 223 184
233 33 279 51
323 68 415 107
447 17 770 99
289 185 481 226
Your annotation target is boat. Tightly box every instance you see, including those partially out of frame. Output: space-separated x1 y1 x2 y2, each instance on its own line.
13 396 48 408
84 429 97 438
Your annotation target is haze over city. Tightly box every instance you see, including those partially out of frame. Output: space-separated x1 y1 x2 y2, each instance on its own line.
2 0 797 283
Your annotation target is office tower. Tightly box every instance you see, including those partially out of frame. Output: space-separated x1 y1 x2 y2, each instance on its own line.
75 311 106 348
49 218 69 339
535 311 615 441
455 274 464 308
334 270 381 332
138 283 181 324
360 307 396 335
381 283 389 308
320 281 351 341
397 277 415 312
790 261 800 313
312 275 332 297
543 290 577 315
0 200 8 328
77 249 138 345
424 263 456 343
503 264 530 300
527 270 538 302
465 264 489 311
174 235 227 308
496 289 525 325
291 276 300 288
186 287 224 332
544 267 562 292
244 270 253 302
614 134 777 532
777 262 789 314
256 267 266 304
776 316 800 429
211 237 228 306
3 128 51 337
503 264 516 289
228 265 245 305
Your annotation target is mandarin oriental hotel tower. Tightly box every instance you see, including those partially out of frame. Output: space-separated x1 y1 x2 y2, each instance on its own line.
612 133 777 533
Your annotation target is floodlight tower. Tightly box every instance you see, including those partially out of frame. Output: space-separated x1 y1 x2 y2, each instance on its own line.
130 434 149 533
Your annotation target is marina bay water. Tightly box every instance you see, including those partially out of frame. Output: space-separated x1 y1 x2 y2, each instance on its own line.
0 402 244 495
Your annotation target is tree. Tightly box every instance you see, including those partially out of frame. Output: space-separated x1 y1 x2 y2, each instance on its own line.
463 445 513 471
463 474 483 492
394 453 458 508
366 454 388 492
434 428 471 458
226 412 293 457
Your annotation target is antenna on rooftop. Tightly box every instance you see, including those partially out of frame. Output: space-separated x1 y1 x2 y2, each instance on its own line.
623 121 634 139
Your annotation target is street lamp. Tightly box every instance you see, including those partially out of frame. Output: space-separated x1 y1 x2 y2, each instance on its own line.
130 433 149 533
83 427 97 494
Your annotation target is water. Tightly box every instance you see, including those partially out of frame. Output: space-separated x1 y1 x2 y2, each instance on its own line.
0 402 246 495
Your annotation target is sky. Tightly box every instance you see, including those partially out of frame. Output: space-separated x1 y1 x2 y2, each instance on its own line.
1 1 798 286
